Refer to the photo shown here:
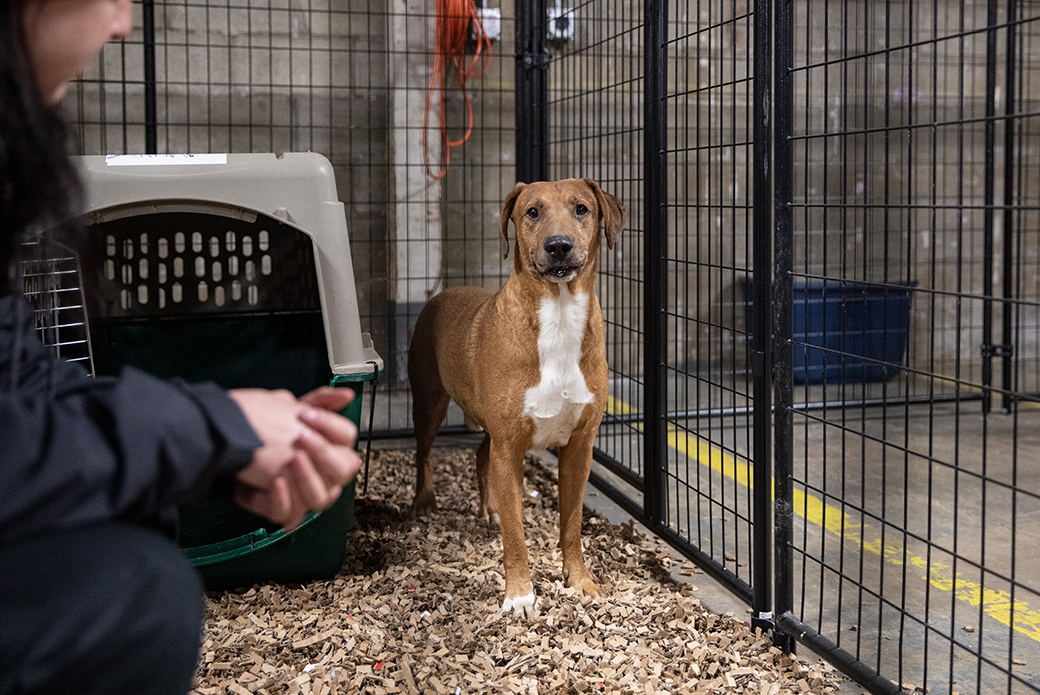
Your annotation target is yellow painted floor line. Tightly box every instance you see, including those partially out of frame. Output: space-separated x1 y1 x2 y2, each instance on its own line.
607 394 1040 644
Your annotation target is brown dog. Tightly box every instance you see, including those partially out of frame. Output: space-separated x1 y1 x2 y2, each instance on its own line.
407 178 625 617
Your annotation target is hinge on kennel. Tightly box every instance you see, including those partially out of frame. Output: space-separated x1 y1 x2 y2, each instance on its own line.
522 51 551 70
751 610 775 633
981 343 1013 359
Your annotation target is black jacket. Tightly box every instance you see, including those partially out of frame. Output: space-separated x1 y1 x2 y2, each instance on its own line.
0 294 261 543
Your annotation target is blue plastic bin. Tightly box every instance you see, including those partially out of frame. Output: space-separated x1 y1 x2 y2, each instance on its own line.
742 279 916 383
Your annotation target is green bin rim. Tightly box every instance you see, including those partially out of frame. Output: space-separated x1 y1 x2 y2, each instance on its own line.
184 368 380 568
330 367 382 385
183 510 322 567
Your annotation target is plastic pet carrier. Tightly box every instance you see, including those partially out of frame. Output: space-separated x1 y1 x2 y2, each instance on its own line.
74 152 382 589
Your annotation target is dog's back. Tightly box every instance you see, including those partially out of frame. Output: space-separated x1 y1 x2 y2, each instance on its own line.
408 286 488 380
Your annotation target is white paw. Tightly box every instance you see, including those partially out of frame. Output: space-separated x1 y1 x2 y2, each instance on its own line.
501 592 538 619
486 512 501 527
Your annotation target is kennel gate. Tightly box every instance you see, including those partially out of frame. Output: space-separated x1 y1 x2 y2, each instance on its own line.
65 1 1040 693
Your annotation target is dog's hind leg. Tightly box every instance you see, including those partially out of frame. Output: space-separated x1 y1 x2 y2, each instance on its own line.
409 382 448 515
409 374 448 515
475 433 499 525
408 317 450 516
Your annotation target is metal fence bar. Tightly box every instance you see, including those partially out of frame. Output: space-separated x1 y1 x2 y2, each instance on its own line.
1001 0 1018 412
776 614 902 695
770 3 907 686
515 0 548 184
982 0 999 413
642 0 668 530
771 0 797 660
750 0 775 637
142 0 157 155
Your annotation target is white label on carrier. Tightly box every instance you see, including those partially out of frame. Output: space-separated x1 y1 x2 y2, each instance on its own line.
105 153 228 166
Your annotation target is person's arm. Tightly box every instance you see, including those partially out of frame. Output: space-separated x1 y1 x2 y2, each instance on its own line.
0 356 260 541
0 296 359 541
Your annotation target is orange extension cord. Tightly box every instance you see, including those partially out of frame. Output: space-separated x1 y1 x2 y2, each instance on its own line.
423 0 493 180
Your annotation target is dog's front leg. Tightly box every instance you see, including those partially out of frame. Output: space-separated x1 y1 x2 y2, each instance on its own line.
557 431 602 599
488 438 537 618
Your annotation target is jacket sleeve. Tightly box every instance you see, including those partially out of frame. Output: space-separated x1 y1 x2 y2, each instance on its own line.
0 297 262 542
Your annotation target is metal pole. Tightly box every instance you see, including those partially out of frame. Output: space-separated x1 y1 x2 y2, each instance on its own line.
1001 0 1017 412
981 0 998 413
771 0 795 656
142 0 157 154
750 0 775 638
642 0 668 529
515 0 549 183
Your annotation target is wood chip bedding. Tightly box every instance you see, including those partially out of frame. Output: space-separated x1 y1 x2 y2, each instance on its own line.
192 446 846 695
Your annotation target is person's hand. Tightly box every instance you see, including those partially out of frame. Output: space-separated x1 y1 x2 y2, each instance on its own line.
228 387 360 530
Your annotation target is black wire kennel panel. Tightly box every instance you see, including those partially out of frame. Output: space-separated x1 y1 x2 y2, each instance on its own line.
776 1 1040 692
64 0 521 434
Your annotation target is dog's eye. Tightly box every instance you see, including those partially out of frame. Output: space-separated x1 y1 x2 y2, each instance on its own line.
576 204 589 216
525 207 539 219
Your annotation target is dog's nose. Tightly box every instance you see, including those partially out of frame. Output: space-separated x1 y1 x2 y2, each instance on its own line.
544 235 573 260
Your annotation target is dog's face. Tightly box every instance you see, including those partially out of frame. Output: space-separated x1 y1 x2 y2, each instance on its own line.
500 178 625 284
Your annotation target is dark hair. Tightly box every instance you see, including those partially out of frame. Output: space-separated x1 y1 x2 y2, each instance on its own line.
0 0 84 296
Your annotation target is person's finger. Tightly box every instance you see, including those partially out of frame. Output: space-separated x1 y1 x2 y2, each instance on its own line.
295 426 361 488
267 477 294 526
234 477 292 524
233 481 263 517
233 480 274 522
264 477 307 531
300 386 355 412
299 406 358 447
287 451 333 511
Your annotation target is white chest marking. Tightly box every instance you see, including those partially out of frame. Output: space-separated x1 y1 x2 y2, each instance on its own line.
523 286 594 450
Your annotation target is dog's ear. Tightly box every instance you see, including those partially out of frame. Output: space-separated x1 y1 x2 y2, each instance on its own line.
581 178 626 250
500 182 526 259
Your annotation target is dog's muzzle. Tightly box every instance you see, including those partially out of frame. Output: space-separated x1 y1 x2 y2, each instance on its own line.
537 235 585 281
